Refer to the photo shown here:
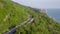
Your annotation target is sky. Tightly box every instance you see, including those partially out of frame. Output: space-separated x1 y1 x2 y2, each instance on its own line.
12 0 60 9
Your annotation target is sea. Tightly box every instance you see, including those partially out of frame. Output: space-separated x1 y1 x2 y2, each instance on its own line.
47 9 60 23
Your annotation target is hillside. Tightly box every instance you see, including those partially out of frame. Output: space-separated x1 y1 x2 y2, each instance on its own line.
0 0 60 34
0 0 29 34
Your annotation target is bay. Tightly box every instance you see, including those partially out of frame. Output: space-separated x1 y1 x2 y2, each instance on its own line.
47 9 60 23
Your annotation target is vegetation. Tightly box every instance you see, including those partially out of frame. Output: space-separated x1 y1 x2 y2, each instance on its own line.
0 0 60 34
0 0 29 34
16 8 60 34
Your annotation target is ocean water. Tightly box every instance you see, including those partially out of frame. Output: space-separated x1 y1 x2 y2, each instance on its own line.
47 9 60 23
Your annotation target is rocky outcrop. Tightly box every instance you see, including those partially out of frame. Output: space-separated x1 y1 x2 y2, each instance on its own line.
39 9 47 13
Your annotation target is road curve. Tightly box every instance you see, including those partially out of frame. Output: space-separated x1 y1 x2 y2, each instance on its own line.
4 16 34 34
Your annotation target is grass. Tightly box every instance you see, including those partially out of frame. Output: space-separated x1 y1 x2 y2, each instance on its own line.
0 0 60 34
0 0 29 34
16 7 60 34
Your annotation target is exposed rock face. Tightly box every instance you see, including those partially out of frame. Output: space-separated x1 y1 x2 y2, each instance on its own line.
39 9 47 13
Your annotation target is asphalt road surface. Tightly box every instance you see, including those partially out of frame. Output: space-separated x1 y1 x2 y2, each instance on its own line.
4 16 34 34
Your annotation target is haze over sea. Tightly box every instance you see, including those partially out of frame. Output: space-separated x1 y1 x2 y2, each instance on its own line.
47 9 60 23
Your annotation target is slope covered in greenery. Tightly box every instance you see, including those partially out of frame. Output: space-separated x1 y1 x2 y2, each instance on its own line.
0 0 60 34
0 0 29 34
16 7 60 34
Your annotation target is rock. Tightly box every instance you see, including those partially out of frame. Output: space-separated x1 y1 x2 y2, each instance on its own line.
39 9 47 13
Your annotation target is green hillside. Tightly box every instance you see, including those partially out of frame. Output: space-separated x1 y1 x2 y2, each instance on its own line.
16 7 60 34
0 0 60 34
0 0 29 34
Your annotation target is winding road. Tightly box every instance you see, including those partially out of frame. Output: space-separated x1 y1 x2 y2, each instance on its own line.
4 16 34 34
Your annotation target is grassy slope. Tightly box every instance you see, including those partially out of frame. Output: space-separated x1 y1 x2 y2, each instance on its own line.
0 0 29 34
0 0 60 34
16 7 60 34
